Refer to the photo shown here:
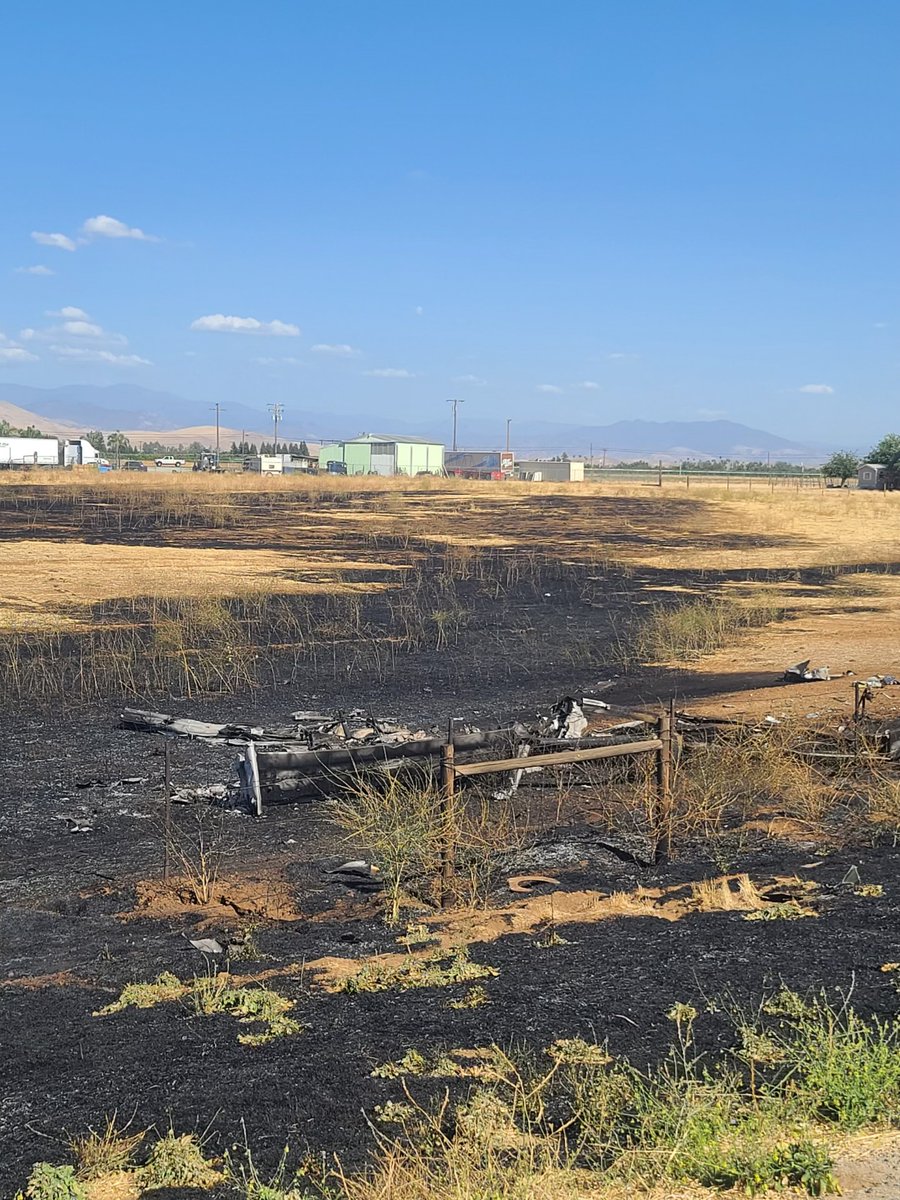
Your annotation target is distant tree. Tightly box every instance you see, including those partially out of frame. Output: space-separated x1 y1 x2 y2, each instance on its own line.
249 443 258 455
17 425 44 438
821 450 860 487
107 432 134 458
298 440 310 456
85 430 106 453
867 435 900 488
0 420 12 436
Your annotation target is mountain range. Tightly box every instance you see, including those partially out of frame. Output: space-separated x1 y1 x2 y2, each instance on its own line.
0 383 818 461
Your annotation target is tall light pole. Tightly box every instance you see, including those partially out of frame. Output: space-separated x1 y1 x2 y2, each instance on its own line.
268 402 284 454
447 397 465 451
505 418 511 454
211 402 224 461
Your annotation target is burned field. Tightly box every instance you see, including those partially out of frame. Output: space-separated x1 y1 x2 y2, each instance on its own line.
4 476 900 1199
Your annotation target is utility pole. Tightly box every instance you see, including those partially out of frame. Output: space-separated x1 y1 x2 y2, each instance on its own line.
601 448 607 468
211 402 224 462
447 398 464 451
115 430 121 471
267 402 284 454
505 418 511 454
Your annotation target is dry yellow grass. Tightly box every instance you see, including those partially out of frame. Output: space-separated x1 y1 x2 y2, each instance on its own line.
0 540 398 630
4 475 900 660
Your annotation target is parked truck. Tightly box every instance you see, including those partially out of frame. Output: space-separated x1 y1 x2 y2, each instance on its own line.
243 453 319 475
444 450 514 480
0 436 99 468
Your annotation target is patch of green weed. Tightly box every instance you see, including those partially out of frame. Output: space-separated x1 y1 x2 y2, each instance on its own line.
337 948 497 995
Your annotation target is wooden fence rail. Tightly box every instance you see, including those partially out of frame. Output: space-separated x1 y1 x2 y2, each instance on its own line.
438 707 674 907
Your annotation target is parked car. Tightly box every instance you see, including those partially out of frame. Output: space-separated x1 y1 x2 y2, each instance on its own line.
155 455 185 467
123 459 148 471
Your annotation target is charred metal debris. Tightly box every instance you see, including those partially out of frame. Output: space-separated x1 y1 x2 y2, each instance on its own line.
119 685 900 816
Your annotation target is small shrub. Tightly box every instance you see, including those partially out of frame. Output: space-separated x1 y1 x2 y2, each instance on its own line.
336 948 497 994
69 1115 144 1179
140 1130 220 1190
545 1038 611 1067
93 972 184 1015
701 1139 839 1196
447 984 490 1010
331 774 446 924
780 997 900 1127
373 1101 417 1125
371 1049 432 1079
744 901 816 921
224 1140 312 1200
20 1164 86 1200
191 973 302 1045
95 971 300 1044
637 594 783 663
855 883 884 897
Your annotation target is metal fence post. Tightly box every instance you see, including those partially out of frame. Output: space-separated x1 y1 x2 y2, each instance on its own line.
440 737 456 908
655 707 673 862
164 738 172 882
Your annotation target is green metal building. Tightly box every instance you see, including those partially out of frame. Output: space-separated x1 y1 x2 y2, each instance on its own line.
317 433 444 476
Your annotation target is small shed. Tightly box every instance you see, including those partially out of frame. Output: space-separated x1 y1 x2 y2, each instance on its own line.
858 463 886 491
317 433 444 476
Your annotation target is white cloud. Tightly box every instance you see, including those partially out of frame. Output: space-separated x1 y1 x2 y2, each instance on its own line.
576 380 600 390
537 383 563 394
31 231 77 252
454 374 487 387
607 352 638 360
191 313 300 336
874 321 888 329
25 309 126 344
46 306 89 320
310 342 360 357
415 305 424 316
15 265 54 276
364 367 416 378
0 346 38 365
51 345 151 366
81 214 158 242
254 355 304 366
63 320 106 337
799 384 834 394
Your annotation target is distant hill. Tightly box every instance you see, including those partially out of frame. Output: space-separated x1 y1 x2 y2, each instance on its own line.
0 383 820 461
0 399 81 436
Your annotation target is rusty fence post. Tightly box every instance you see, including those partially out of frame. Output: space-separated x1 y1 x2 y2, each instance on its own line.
440 735 457 909
655 706 673 863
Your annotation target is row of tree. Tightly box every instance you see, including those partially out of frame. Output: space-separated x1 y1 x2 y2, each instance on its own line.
822 437 900 487
82 431 313 459
0 420 46 438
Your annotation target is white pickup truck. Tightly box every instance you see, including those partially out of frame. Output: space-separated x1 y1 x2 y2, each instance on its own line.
154 455 185 468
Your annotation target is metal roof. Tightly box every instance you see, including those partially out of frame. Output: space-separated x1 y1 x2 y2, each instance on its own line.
342 432 443 446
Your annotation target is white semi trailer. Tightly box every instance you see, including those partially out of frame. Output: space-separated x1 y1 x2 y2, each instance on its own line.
0 436 99 468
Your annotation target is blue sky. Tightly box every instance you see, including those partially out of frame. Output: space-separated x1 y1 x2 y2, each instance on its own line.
1 1 897 446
